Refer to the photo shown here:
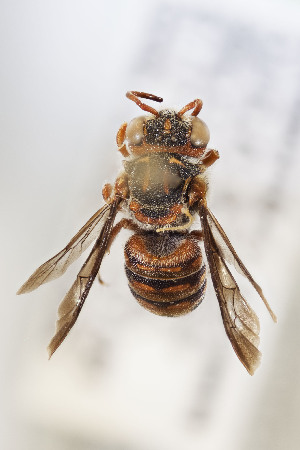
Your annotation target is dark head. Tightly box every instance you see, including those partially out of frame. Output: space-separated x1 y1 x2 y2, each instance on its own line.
121 91 210 158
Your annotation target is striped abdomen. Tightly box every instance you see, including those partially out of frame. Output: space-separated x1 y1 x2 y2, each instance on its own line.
124 232 206 316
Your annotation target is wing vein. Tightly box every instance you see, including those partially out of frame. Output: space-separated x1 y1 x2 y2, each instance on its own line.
205 207 276 322
47 197 122 357
17 203 111 294
200 205 263 375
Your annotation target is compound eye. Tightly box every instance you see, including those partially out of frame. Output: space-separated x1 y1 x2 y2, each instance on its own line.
125 116 146 146
190 117 210 148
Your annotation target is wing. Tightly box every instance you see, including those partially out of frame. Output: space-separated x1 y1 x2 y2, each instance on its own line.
17 203 113 294
47 196 122 357
199 204 276 375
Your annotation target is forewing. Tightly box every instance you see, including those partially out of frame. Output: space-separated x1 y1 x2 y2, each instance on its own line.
17 203 111 294
204 207 276 322
47 197 122 357
200 205 268 375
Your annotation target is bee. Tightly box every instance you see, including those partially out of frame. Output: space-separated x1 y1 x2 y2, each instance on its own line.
18 91 276 374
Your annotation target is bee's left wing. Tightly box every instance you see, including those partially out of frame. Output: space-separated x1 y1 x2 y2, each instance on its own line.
199 204 276 375
47 196 122 357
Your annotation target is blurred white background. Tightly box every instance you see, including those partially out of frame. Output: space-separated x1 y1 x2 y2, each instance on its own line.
1 0 300 449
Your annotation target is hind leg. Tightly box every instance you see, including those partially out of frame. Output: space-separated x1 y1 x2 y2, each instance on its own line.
98 218 139 284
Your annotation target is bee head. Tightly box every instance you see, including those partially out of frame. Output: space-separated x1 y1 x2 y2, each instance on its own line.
119 91 210 157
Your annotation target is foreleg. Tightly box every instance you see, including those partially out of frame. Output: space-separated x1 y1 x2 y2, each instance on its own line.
102 172 130 204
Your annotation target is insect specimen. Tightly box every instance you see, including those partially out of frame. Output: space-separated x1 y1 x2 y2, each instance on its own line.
18 91 276 374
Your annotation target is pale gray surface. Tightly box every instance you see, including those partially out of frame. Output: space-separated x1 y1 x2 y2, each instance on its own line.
1 0 300 449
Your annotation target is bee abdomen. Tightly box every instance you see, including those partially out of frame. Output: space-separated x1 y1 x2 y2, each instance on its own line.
124 233 206 316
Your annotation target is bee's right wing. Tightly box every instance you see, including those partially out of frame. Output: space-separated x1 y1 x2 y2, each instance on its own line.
17 202 114 294
199 204 276 375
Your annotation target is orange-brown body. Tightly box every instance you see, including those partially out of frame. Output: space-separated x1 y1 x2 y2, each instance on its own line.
125 233 206 316
106 93 218 317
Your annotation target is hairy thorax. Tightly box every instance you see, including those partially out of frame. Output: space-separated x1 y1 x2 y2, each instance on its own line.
124 152 201 230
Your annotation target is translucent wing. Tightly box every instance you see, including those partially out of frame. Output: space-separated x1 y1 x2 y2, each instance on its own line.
205 207 276 322
47 197 122 357
199 205 276 375
17 203 112 294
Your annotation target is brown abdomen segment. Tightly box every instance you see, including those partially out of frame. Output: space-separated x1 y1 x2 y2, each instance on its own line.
124 232 206 316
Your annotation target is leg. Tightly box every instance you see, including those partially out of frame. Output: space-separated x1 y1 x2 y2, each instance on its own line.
98 218 139 283
116 122 129 157
188 175 208 207
106 218 140 254
190 230 203 240
102 172 130 204
102 183 113 203
201 149 219 168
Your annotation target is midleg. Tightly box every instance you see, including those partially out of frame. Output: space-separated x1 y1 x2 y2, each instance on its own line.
188 176 208 207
